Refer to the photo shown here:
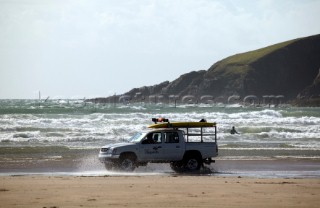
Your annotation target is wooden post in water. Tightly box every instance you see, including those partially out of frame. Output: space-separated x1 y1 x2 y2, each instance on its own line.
38 91 41 107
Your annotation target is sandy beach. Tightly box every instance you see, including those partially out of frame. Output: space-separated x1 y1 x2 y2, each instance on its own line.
1 175 319 208
1 146 319 207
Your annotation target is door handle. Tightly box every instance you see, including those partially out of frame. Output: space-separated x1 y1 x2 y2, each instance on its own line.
176 146 180 148
153 146 162 150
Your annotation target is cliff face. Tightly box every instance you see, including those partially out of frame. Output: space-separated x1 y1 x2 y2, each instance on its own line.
199 34 320 101
92 34 320 105
245 35 320 99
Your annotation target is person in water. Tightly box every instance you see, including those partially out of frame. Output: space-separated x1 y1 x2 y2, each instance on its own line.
230 126 239 134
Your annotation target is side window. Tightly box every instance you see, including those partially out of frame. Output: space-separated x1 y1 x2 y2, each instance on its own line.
164 132 179 143
152 133 162 144
141 132 162 144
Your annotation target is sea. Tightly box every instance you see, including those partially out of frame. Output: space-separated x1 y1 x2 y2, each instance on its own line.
0 99 319 177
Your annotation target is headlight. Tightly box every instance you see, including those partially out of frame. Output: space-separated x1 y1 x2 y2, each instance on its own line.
100 147 117 154
101 148 109 153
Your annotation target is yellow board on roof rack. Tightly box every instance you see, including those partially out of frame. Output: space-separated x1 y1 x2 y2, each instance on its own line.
148 122 216 129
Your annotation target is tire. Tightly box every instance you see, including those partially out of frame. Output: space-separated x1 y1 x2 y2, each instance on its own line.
117 154 136 172
184 155 202 171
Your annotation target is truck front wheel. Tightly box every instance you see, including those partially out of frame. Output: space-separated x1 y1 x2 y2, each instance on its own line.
117 155 136 172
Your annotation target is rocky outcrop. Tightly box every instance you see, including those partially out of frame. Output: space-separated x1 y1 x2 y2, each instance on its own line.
295 69 320 106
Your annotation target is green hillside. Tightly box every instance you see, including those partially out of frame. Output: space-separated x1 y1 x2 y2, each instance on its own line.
207 38 297 78
204 34 320 100
222 39 295 65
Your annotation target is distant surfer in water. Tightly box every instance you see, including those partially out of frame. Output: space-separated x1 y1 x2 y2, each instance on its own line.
230 126 239 134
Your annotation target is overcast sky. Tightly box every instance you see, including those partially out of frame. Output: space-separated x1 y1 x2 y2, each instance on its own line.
1 0 320 99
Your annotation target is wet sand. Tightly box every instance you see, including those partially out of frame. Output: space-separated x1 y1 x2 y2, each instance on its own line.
1 175 319 208
1 157 320 178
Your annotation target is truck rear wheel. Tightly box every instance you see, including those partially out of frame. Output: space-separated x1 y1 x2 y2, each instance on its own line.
184 155 202 171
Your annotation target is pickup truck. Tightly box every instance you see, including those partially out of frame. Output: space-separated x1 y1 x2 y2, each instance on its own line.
98 119 218 172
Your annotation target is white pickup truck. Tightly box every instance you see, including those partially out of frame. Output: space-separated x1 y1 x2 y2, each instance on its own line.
98 119 218 172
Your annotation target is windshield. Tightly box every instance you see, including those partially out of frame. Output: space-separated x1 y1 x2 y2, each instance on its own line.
128 132 146 143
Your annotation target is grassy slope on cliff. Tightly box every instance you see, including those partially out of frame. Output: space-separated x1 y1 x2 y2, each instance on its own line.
206 38 296 78
204 34 320 99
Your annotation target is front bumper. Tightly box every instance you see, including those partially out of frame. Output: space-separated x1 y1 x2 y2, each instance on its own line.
98 153 120 163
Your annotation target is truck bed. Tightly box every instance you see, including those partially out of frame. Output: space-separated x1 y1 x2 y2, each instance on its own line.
185 142 218 159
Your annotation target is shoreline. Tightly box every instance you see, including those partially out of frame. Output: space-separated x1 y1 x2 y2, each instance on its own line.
1 158 319 178
1 175 319 208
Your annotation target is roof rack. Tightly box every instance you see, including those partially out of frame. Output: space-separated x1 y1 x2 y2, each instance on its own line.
148 118 217 143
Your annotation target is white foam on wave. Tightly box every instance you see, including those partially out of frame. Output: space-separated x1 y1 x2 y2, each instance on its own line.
228 109 283 119
1 107 320 153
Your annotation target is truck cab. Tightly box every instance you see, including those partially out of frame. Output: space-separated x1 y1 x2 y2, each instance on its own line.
137 129 185 162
